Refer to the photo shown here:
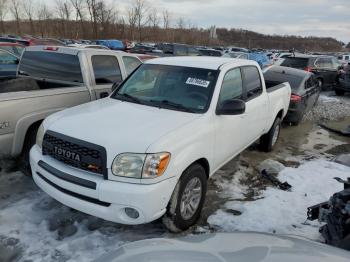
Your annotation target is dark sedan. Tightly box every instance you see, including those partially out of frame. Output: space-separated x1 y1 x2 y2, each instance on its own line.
264 66 320 125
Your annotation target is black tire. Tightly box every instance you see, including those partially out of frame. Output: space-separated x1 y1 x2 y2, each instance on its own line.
259 117 281 152
18 125 39 176
316 78 323 90
162 163 207 232
338 235 350 251
335 89 345 96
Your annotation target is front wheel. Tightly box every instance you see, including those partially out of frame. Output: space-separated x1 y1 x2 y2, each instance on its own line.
162 164 207 232
335 89 345 96
260 117 281 152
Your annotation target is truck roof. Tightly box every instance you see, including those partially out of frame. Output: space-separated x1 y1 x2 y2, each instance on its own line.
145 56 257 70
24 45 138 58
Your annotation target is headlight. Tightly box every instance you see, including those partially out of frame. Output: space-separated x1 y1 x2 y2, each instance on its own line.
36 123 45 149
111 153 146 179
111 152 170 179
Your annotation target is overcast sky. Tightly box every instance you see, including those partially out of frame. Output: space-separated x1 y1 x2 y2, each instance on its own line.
48 0 350 43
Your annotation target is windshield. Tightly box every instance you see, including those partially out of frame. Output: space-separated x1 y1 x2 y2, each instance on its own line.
112 64 219 113
18 51 83 83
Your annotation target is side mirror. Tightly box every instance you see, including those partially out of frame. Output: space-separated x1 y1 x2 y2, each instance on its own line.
216 99 246 115
111 82 120 92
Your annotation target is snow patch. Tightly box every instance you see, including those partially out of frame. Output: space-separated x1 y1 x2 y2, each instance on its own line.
208 160 350 240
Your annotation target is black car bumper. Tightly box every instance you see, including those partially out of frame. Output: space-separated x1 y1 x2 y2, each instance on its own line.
336 78 350 91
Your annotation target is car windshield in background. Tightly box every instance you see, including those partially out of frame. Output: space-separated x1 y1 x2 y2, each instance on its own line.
113 64 219 113
280 57 309 69
19 51 83 83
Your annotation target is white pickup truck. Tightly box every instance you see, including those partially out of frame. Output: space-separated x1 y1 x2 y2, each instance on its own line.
30 57 291 231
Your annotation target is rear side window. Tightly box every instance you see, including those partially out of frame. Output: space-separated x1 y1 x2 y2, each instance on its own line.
315 58 332 68
92 55 122 84
218 68 243 106
242 66 262 99
19 51 83 83
280 58 308 69
122 56 142 75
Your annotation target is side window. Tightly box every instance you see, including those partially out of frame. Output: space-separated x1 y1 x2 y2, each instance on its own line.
316 58 332 68
187 47 199 56
91 55 122 85
242 66 262 100
122 56 142 75
0 50 18 64
218 68 243 107
345 56 349 61
175 45 187 56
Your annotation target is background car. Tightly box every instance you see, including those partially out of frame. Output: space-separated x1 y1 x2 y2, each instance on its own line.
264 66 320 125
0 49 19 78
336 63 350 95
0 42 25 56
95 40 126 51
280 55 341 89
197 48 223 57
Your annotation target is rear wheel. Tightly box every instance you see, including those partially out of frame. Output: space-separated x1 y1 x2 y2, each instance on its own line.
162 164 207 232
260 117 281 152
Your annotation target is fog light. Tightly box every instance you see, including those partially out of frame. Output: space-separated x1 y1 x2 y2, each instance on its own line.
125 208 139 219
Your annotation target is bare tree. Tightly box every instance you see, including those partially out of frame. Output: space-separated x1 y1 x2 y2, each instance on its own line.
10 0 22 35
37 1 51 37
148 7 159 28
70 0 85 38
86 0 99 39
162 9 171 29
23 0 35 35
132 0 149 41
0 0 9 33
127 6 137 40
55 0 72 37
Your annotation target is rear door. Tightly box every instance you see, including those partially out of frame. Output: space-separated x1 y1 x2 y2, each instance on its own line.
90 55 124 99
314 57 337 86
304 75 319 112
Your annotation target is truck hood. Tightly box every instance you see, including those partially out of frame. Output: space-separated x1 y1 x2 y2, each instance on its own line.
45 98 201 162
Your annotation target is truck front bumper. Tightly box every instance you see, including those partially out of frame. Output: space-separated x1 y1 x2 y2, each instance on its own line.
30 145 177 225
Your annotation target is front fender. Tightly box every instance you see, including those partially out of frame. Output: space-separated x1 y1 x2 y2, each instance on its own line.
11 108 66 156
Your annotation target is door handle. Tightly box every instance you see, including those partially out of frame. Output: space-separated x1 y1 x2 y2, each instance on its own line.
100 92 109 98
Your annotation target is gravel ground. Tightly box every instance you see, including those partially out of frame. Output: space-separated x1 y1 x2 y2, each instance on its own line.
304 92 350 122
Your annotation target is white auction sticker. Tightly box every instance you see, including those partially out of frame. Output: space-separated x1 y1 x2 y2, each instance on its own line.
186 77 210 88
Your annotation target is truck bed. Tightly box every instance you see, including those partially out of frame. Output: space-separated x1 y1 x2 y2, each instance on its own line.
0 77 81 94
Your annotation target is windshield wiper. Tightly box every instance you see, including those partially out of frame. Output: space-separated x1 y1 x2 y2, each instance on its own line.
117 93 143 104
150 99 195 113
18 70 30 76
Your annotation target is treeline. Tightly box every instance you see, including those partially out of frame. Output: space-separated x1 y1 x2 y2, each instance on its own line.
0 0 345 51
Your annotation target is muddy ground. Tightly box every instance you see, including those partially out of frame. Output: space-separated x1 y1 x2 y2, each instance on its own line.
0 92 349 261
